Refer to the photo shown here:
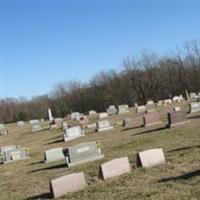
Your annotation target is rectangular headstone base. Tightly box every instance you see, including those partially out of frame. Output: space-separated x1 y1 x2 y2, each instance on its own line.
64 134 85 142
97 127 113 132
67 154 105 167
169 120 191 128
144 121 163 127
3 156 29 164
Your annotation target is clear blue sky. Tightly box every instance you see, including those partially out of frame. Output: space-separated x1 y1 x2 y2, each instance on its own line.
1 0 200 99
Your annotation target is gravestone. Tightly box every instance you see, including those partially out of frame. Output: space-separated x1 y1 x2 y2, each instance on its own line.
0 145 17 154
99 157 131 180
146 100 155 106
118 105 129 114
157 100 163 106
44 147 65 163
106 105 117 115
2 147 29 164
143 112 161 127
173 106 181 112
167 111 190 128
31 122 42 132
63 141 104 167
62 122 68 130
136 105 146 113
122 118 133 128
190 92 198 101
164 99 172 105
97 120 113 132
17 121 25 127
29 119 40 124
137 148 166 168
50 172 87 198
189 102 200 113
89 110 97 115
78 116 89 128
48 108 53 121
99 112 108 119
0 124 8 135
86 123 97 130
64 126 84 142
71 112 80 121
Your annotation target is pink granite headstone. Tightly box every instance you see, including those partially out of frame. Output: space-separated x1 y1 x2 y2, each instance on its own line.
50 172 86 198
137 148 166 168
99 157 131 180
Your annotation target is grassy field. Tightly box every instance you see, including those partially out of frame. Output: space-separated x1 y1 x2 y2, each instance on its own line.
0 102 200 200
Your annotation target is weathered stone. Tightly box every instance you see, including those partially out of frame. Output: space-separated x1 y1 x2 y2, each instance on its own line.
86 123 97 129
164 99 172 105
99 112 108 119
2 147 29 164
0 145 17 154
71 112 80 121
122 118 133 128
64 126 84 142
97 120 113 132
89 110 97 115
17 121 25 126
167 111 190 128
118 105 129 114
173 106 181 112
137 148 165 167
99 157 131 180
143 112 161 127
106 105 117 115
29 119 40 124
50 172 87 198
189 102 200 113
136 105 146 113
31 122 42 132
146 100 155 106
63 141 104 167
44 147 65 163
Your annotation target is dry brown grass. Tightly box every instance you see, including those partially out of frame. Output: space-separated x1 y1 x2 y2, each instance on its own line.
0 102 200 200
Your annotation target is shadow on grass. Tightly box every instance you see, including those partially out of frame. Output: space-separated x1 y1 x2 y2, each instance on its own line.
26 192 52 200
131 126 168 136
45 139 63 145
121 125 143 132
159 169 200 182
167 145 200 153
28 161 43 165
28 163 67 173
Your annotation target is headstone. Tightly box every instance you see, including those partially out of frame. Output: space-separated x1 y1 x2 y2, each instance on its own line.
31 122 42 132
64 126 84 142
137 148 166 168
146 100 155 106
0 124 8 135
136 105 146 113
99 157 131 180
0 145 17 154
44 147 65 163
63 141 104 167
17 121 25 127
172 96 181 102
164 99 172 105
50 172 87 198
157 100 163 106
97 120 113 132
189 102 200 113
62 122 68 130
167 111 190 128
2 147 29 164
122 118 133 128
48 108 53 121
190 92 198 101
99 112 108 119
106 105 117 115
86 123 97 129
118 104 129 114
143 112 161 127
71 112 80 121
173 106 181 112
78 116 89 128
89 110 97 115
29 119 40 124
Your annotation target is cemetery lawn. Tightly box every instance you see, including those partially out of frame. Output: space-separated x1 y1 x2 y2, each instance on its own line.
0 102 200 200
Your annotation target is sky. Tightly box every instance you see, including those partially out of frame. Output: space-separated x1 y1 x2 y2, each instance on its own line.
1 0 200 99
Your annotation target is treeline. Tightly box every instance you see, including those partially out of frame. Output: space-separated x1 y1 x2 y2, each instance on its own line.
1 40 200 123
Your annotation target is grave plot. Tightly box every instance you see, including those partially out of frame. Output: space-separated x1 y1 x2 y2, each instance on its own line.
63 126 85 142
97 120 114 132
142 112 162 127
44 147 65 163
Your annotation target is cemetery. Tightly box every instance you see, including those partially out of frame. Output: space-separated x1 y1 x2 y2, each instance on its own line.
0 100 200 200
